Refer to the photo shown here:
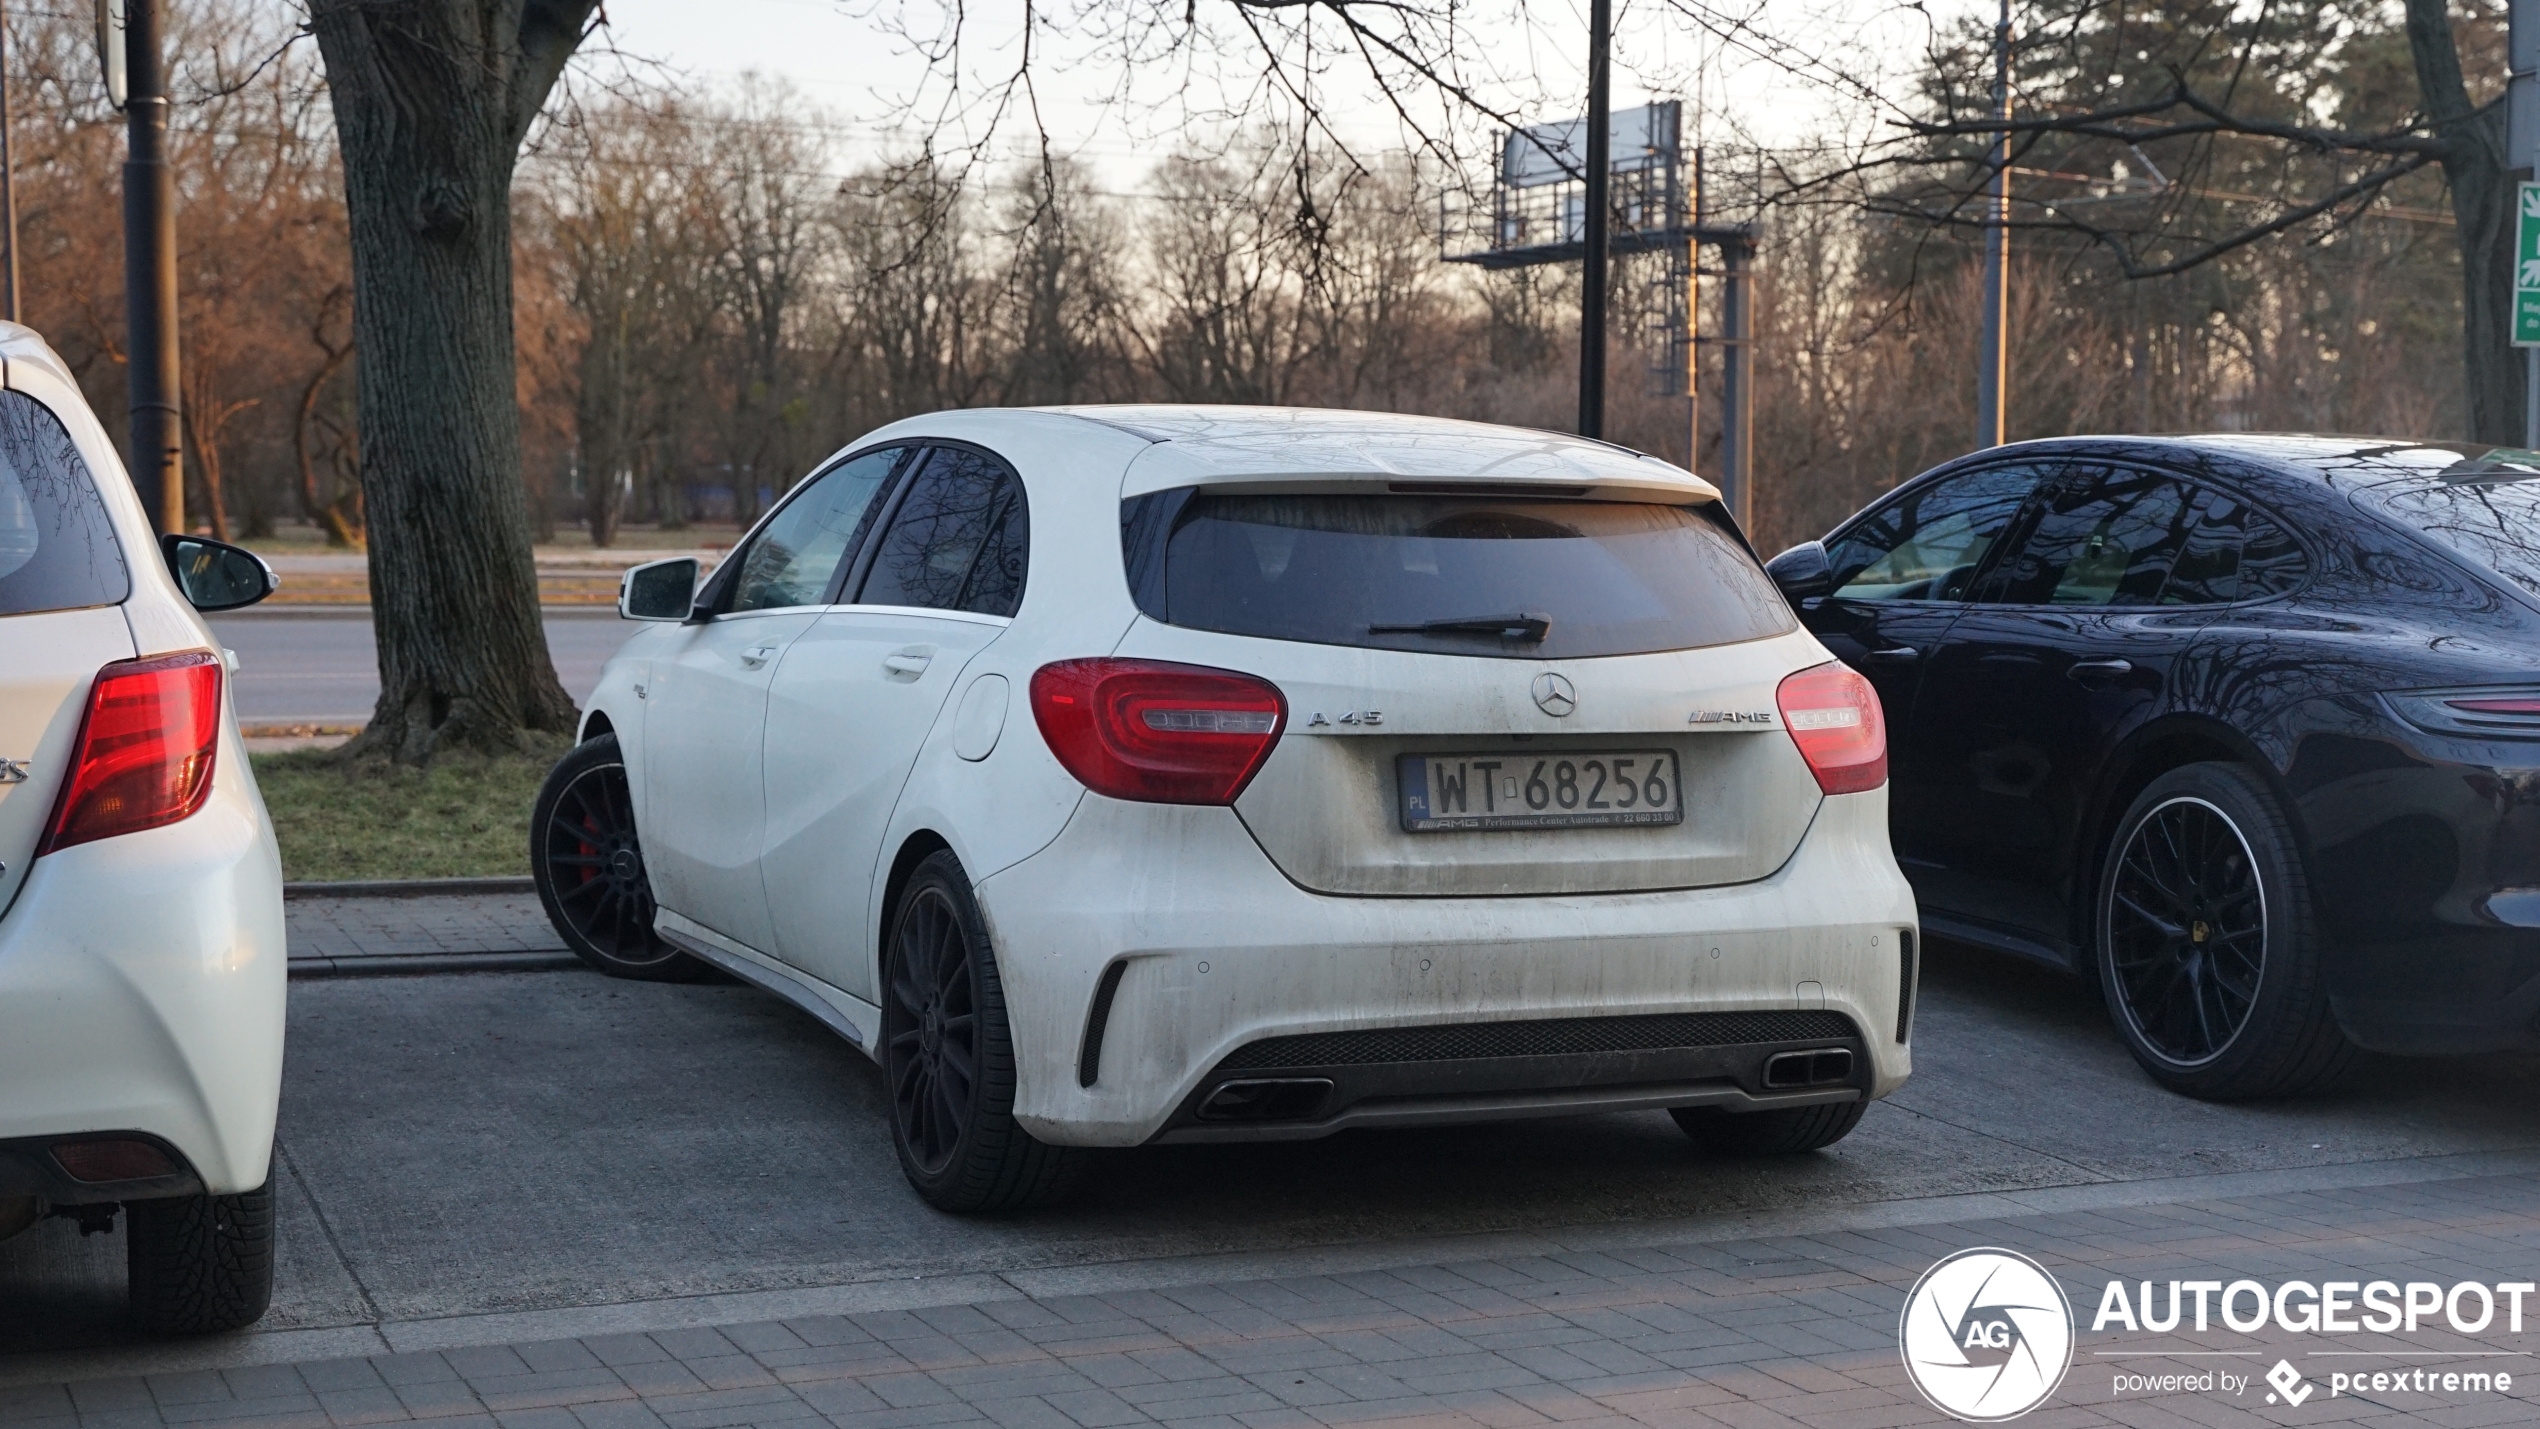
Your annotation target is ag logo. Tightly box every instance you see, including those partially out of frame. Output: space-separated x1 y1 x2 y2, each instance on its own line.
1899 1248 2073 1421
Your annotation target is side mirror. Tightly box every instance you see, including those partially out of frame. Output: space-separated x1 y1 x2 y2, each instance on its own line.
160 534 277 612
620 557 698 621
1765 540 1835 602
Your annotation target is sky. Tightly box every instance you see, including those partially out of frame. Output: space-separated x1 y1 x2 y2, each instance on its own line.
582 0 1953 196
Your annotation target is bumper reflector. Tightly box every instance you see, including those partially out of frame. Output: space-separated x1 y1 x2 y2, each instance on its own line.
52 1137 178 1183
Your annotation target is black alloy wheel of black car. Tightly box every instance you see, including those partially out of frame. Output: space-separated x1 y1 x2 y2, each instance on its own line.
2106 797 2266 1063
882 851 1083 1212
2097 762 2351 1099
531 734 703 982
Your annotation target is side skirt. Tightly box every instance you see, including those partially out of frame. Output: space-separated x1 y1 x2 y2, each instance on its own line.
656 910 884 1061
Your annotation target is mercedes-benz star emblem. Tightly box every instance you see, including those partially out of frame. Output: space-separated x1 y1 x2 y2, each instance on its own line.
1530 672 1577 717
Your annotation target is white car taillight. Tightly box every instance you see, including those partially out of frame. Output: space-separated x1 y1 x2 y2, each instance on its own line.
38 650 222 854
1030 658 1286 805
1776 661 1887 795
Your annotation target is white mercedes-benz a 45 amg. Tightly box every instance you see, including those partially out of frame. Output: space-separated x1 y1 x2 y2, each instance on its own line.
537 407 1917 1211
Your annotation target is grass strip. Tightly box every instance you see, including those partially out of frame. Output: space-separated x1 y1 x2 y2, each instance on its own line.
251 738 567 882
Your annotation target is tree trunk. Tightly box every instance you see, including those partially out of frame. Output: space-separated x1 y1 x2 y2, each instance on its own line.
309 1 592 761
2406 0 2525 444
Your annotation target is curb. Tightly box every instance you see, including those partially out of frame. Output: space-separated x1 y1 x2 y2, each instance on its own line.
284 876 537 899
287 950 583 978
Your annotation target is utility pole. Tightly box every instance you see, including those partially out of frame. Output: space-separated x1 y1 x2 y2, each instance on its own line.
1579 0 1611 438
1718 233 1754 528
1974 0 2010 450
123 0 181 534
0 5 18 325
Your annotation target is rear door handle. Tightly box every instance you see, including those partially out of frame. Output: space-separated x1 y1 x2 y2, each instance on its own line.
1860 646 1920 665
738 644 779 669
883 651 934 679
2067 658 2134 686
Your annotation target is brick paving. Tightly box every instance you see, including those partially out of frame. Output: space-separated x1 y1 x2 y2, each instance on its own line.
9 1172 2540 1428
284 893 573 976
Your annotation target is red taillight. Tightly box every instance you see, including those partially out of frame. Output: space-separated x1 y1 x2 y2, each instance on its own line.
2447 697 2540 717
1030 658 1286 805
38 650 222 855
1777 661 1886 795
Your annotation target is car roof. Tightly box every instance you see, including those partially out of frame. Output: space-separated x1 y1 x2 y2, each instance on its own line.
1037 404 1721 502
1967 432 2498 489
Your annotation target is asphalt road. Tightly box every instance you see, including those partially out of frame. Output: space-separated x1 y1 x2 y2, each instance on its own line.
204 611 637 726
7 939 2538 1353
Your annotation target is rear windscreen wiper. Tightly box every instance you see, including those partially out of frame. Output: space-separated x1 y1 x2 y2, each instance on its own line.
1368 612 1551 643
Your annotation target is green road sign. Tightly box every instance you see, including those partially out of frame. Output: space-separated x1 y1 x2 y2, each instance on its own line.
2518 182 2540 346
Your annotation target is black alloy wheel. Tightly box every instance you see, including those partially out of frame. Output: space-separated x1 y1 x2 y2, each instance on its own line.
881 851 1083 1212
2096 762 2351 1099
887 879 980 1178
531 734 703 982
2106 797 2266 1065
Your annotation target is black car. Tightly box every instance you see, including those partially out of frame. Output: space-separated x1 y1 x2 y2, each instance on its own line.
1765 435 2540 1099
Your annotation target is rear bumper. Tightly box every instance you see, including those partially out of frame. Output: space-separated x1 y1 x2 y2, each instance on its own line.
976 786 1918 1146
0 743 285 1198
2295 723 2540 1054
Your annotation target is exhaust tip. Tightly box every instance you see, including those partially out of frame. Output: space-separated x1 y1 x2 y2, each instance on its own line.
1198 1078 1334 1122
1761 1048 1854 1090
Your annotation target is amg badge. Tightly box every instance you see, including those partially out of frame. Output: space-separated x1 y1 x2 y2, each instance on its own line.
1687 710 1775 726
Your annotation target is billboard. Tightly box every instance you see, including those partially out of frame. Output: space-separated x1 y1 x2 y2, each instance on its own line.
1500 101 1681 189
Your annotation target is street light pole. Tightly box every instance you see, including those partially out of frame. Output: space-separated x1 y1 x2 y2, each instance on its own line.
1974 0 2010 450
123 0 180 534
1579 0 1611 439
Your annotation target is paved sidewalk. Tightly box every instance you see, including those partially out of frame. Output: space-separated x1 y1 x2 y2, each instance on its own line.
9 1169 2538 1428
284 892 574 976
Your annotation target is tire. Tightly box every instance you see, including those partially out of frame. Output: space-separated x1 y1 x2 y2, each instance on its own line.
126 1175 275 1335
532 734 704 982
1671 1099 1866 1155
2095 761 2353 1099
883 851 1083 1212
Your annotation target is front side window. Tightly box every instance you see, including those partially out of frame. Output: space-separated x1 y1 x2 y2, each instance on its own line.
1130 491 1792 659
1827 463 2048 602
855 446 1029 615
0 391 126 617
1979 465 2198 606
727 447 907 614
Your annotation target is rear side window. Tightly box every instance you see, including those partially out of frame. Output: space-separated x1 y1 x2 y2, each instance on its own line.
0 391 126 617
2162 488 2309 604
855 446 1030 616
1123 490 1792 660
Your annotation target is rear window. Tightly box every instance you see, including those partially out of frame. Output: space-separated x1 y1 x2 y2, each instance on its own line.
1122 490 1793 659
2353 464 2540 603
0 390 126 617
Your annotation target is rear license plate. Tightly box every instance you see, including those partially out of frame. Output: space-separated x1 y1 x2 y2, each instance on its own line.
1397 751 1683 832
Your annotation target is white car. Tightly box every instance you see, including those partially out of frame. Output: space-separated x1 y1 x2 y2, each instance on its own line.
540 407 1918 1212
0 324 286 1328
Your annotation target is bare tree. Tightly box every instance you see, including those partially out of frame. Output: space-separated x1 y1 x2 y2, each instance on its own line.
305 0 589 760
